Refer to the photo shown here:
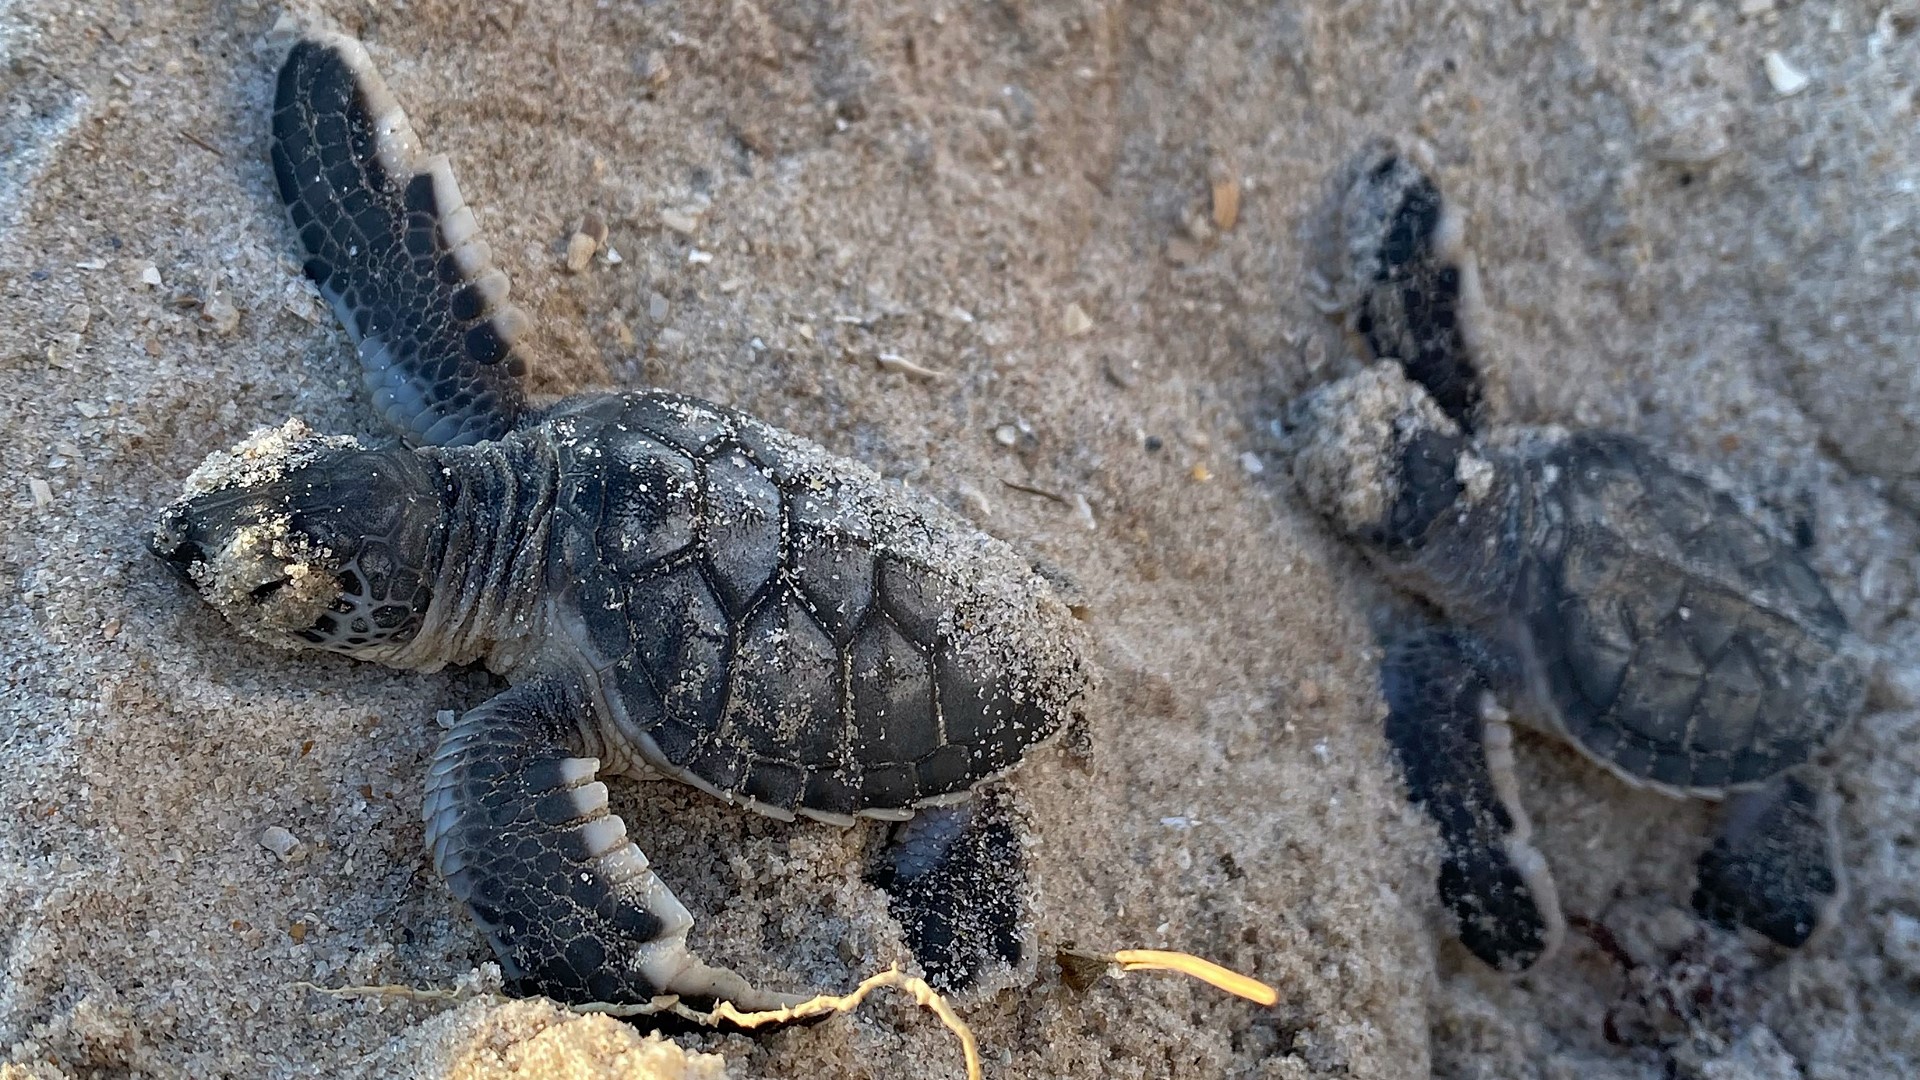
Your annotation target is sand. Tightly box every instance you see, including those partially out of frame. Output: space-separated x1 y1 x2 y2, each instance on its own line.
2 1 1917 1077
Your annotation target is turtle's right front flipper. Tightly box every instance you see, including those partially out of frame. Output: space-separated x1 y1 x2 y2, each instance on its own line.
1381 625 1565 972
1338 149 1483 432
424 675 804 1011
273 32 531 447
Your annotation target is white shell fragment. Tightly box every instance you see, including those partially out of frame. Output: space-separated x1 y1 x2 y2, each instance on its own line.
1764 52 1810 96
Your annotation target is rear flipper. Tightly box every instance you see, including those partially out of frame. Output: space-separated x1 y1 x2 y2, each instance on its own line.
1338 147 1484 432
867 801 1025 992
273 30 531 446
424 675 804 1011
1693 773 1843 948
1381 626 1565 972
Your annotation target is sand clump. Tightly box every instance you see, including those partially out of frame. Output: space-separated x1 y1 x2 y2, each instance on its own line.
177 418 362 500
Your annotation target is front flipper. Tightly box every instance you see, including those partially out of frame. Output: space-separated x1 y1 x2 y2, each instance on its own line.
867 801 1025 992
272 31 531 446
1339 149 1484 432
1693 773 1843 948
1381 626 1566 972
423 675 803 1011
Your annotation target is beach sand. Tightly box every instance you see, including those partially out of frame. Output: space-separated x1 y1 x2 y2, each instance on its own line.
3 1 1917 1076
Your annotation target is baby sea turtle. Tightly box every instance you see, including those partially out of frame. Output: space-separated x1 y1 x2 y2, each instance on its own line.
1285 148 1866 972
147 28 1085 1009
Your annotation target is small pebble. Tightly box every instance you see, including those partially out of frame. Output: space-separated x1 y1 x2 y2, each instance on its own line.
994 424 1020 447
1061 302 1093 338
636 51 668 87
138 264 162 287
687 249 714 266
1164 237 1203 265
65 302 90 332
259 826 300 860
1184 204 1215 243
563 231 598 274
646 292 670 322
1240 452 1265 476
1764 52 1810 96
660 208 700 235
29 477 53 508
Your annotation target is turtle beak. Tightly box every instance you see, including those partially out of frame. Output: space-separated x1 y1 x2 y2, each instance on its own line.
149 503 208 580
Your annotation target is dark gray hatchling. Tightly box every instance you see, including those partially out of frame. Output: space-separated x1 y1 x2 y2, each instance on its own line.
147 29 1085 1010
1284 146 1867 972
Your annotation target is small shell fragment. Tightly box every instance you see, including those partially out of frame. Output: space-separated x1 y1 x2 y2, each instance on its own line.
1764 52 1810 96
660 208 700 235
1211 176 1241 231
563 228 599 274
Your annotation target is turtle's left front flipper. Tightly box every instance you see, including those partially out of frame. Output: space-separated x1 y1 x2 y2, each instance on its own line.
1693 773 1843 948
272 31 531 447
424 675 804 1011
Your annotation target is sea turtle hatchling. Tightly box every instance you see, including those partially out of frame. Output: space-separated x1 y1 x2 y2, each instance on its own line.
147 28 1085 1010
1283 148 1868 972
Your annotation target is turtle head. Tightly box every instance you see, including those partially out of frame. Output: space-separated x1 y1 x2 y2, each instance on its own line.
1284 363 1480 552
150 419 444 659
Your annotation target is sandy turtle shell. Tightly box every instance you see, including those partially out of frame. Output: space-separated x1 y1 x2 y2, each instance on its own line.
530 390 1081 823
1505 427 1862 795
